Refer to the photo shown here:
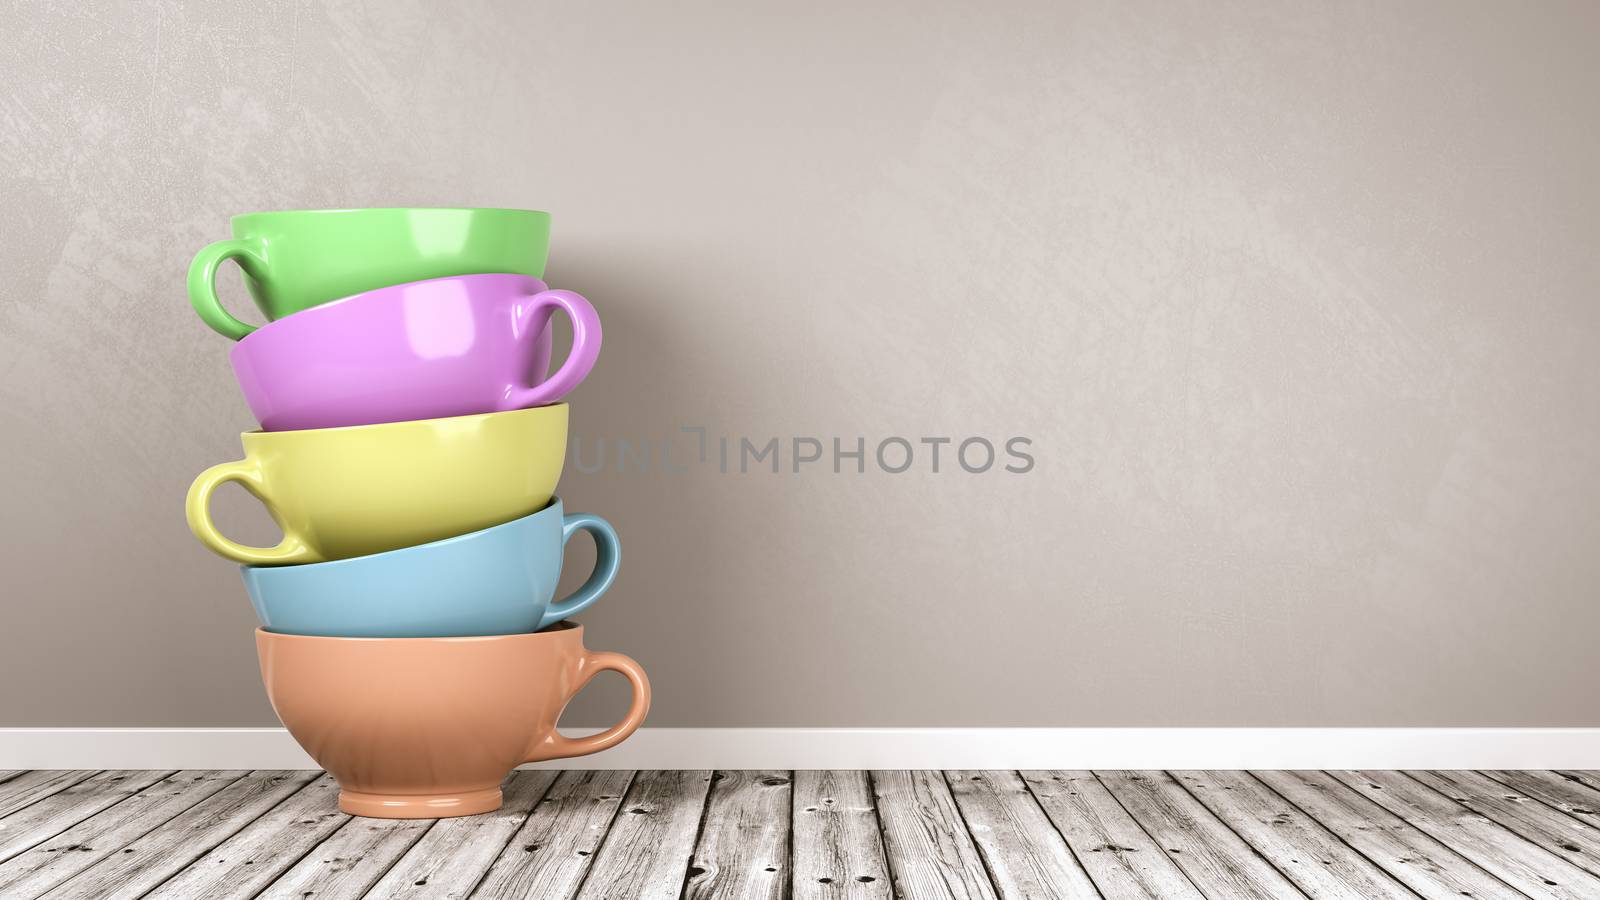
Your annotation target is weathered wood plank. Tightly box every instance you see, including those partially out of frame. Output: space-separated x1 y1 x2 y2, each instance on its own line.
0 771 100 821
0 770 243 897
1097 771 1306 899
141 774 347 900
1485 770 1600 825
871 770 997 900
254 809 433 900
793 770 892 900
0 769 173 864
470 769 633 900
1408 770 1600 878
573 769 713 900
1254 770 1521 900
1022 771 1204 900
38 770 317 900
256 813 432 896
1171 771 1416 899
685 771 790 900
945 770 1100 899
1555 773 1600 795
0 772 20 787
364 770 559 899
5 768 1596 899
1328 769 1599 900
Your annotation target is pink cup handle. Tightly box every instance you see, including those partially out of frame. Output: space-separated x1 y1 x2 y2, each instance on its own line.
510 289 601 407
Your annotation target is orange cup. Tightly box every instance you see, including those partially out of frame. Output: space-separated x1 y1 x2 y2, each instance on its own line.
256 622 649 818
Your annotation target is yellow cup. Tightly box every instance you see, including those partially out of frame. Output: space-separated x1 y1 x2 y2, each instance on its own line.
186 404 568 565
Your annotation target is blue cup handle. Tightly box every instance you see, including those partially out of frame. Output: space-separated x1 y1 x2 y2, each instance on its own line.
539 513 621 629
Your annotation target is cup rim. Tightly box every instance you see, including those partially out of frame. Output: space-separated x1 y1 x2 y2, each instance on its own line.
255 619 580 644
231 207 550 223
234 272 549 350
238 399 566 440
242 497 565 577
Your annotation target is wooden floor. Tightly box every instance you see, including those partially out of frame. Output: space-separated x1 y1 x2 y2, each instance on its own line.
0 771 1598 898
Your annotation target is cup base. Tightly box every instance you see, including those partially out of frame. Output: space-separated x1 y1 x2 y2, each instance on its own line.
338 786 504 819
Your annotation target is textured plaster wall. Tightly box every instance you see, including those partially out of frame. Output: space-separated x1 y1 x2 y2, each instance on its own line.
1 0 1597 726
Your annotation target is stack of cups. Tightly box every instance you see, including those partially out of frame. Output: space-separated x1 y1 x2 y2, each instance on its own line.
183 208 649 819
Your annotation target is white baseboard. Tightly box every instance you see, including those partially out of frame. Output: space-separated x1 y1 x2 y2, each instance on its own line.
3 727 1598 770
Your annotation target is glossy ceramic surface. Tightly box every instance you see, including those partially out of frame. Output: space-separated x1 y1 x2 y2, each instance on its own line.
231 273 601 431
257 622 649 818
186 404 568 566
188 208 552 340
243 499 619 637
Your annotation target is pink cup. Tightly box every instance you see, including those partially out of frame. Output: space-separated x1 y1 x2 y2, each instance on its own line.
230 273 600 431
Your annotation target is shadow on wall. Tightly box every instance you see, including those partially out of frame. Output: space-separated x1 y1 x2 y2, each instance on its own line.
536 243 797 727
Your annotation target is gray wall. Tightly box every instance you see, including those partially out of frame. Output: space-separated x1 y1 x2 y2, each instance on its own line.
2 0 1597 728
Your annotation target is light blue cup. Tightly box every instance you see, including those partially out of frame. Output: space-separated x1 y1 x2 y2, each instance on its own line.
241 498 619 637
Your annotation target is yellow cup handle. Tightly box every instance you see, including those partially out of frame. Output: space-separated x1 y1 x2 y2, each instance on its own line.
185 460 313 565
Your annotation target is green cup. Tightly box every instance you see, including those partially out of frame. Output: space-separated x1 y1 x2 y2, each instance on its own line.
187 208 553 339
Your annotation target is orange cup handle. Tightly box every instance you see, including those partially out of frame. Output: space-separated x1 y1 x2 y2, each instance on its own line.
525 651 651 764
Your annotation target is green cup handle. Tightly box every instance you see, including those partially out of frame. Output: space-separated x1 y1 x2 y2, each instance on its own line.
188 238 267 340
